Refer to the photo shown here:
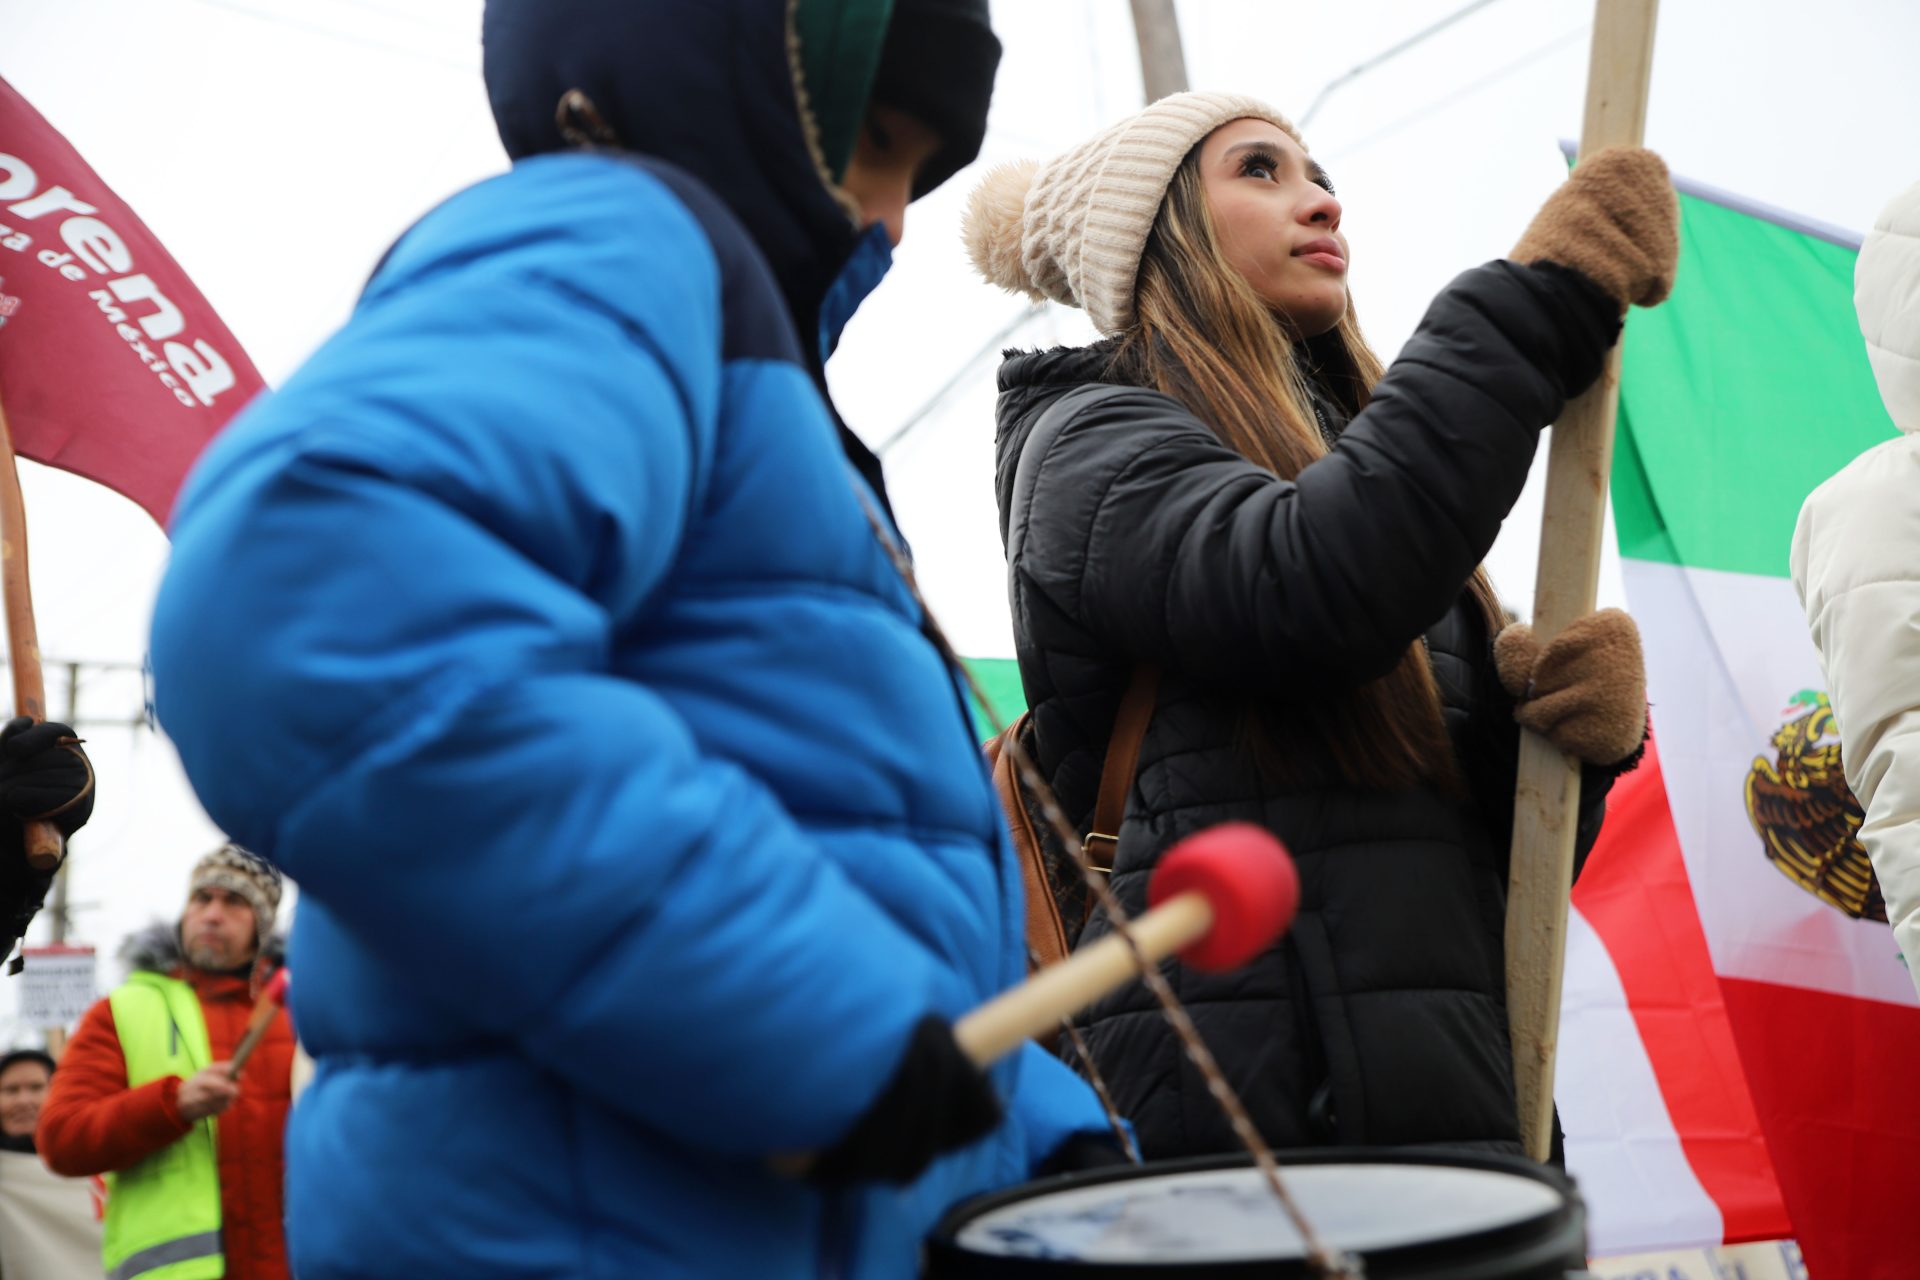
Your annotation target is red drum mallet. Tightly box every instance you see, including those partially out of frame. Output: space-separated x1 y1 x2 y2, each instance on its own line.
954 822 1299 1065
228 968 290 1081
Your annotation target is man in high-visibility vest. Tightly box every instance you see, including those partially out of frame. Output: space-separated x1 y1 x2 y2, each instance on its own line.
39 844 294 1280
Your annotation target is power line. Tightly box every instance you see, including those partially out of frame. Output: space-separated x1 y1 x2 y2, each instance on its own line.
1322 26 1587 164
875 303 1047 456
1298 0 1508 128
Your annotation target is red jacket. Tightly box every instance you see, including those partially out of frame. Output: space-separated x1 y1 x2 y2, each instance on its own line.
38 951 295 1280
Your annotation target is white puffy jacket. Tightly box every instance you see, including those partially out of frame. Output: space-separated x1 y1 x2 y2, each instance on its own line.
1792 178 1920 996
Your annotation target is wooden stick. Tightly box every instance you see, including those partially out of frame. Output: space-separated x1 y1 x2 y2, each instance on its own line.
1505 0 1660 1162
770 891 1214 1179
955 892 1212 1065
229 970 290 1080
0 382 63 870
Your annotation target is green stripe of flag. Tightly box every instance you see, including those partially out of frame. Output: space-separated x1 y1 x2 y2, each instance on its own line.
962 657 1026 739
1613 177 1896 577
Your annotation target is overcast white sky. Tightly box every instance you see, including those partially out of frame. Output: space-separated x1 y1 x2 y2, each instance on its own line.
0 0 1914 1042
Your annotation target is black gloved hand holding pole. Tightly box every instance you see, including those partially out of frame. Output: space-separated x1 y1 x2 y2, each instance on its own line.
0 716 95 959
0 718 94 835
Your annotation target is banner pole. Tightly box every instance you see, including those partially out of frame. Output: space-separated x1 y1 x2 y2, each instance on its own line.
0 376 67 871
1504 0 1661 1162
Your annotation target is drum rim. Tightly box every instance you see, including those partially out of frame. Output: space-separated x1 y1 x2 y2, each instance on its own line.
928 1146 1583 1270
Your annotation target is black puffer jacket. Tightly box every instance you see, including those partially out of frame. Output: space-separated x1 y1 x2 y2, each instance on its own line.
994 261 1630 1159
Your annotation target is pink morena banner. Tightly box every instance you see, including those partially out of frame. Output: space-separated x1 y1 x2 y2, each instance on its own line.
0 74 265 525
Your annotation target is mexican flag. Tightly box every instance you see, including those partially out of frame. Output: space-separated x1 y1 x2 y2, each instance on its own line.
963 653 1793 1259
964 169 1920 1273
1596 170 1920 1276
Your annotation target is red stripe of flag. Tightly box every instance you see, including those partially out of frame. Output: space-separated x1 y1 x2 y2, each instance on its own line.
1573 737 1792 1243
1720 976 1920 1278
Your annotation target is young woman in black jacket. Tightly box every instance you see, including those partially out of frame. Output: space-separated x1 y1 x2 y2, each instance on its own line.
961 92 1674 1161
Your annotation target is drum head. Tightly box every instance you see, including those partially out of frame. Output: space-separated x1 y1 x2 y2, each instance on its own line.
925 1149 1585 1278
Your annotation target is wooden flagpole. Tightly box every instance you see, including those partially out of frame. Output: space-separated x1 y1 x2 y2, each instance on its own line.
1505 0 1660 1162
0 378 66 871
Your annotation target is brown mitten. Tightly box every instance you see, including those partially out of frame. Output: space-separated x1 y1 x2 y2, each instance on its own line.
1511 146 1680 310
1494 608 1648 765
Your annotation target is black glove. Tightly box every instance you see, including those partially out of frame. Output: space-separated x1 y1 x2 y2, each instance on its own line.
809 1015 1002 1187
0 718 94 837
0 718 93 961
0 854 53 963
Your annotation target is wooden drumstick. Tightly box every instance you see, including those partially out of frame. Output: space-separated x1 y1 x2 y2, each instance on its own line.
229 968 290 1081
956 824 1298 1063
774 824 1299 1176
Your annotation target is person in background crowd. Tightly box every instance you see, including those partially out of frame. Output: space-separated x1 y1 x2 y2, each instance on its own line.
39 845 293 1280
0 1048 104 1278
0 1048 54 1151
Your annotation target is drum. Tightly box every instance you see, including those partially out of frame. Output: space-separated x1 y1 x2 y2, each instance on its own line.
925 1149 1587 1278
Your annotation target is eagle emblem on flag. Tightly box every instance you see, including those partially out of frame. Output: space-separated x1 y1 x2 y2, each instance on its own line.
1745 690 1885 922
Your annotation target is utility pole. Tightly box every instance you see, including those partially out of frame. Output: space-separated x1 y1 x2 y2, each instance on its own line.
46 660 77 945
1128 0 1190 102
40 660 78 1056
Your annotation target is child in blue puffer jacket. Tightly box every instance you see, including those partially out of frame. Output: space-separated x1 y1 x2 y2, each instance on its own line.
149 2 1118 1276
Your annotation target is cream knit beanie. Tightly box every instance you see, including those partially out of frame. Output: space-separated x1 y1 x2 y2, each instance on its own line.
962 91 1302 334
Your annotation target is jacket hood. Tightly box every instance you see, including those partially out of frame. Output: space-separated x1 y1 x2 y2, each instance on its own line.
995 341 1124 436
998 342 1121 395
479 0 997 518
991 342 1129 547
120 920 287 976
1856 178 1920 433
482 0 872 350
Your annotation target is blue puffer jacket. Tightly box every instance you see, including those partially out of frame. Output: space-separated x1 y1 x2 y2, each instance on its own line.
148 8 1110 1276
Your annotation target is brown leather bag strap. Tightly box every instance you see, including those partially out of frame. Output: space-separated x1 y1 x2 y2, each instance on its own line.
989 714 1075 971
1082 664 1160 872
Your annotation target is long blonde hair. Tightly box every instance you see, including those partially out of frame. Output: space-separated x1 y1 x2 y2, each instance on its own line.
1110 148 1506 792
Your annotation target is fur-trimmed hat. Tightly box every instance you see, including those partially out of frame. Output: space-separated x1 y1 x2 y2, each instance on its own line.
186 843 282 943
962 91 1302 334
